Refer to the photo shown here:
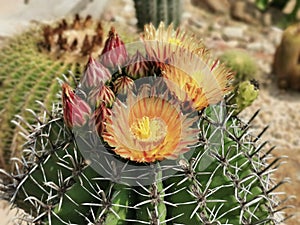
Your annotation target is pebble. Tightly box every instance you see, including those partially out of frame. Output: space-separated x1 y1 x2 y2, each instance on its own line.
269 27 283 45
226 40 239 48
189 18 208 29
212 22 222 30
247 41 276 54
223 26 246 40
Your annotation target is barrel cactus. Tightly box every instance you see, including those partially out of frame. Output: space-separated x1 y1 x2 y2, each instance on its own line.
219 50 258 85
0 14 136 171
1 22 289 225
133 0 182 30
273 23 300 91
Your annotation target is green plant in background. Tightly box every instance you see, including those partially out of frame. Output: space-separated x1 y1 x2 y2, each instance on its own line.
0 15 136 171
273 23 300 91
0 23 290 225
220 50 258 85
255 0 300 23
220 50 259 114
133 0 182 30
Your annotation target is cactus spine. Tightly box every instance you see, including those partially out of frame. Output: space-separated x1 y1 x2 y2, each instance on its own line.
1 23 289 225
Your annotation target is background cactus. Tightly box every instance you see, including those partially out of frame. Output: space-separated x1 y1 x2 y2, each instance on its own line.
0 28 82 171
219 50 259 113
0 23 289 225
273 23 300 91
133 0 182 30
219 49 258 85
0 15 136 171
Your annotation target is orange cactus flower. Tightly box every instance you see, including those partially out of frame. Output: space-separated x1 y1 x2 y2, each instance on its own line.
102 85 199 163
62 83 91 128
142 22 206 63
162 48 233 111
142 22 233 111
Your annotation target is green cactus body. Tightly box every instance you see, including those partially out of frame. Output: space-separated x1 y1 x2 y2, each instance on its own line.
134 168 167 224
133 0 182 29
1 23 288 225
103 184 132 225
220 50 259 114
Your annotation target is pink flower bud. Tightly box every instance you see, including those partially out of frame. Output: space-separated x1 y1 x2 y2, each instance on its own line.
113 76 135 95
90 102 112 136
88 83 115 108
100 27 128 69
81 56 111 89
125 51 151 79
62 83 91 128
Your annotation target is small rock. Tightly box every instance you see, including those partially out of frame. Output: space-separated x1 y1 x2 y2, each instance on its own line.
188 18 208 29
269 27 283 46
223 26 246 39
181 12 192 20
191 0 230 14
247 41 276 54
123 4 134 14
114 15 126 24
230 0 261 24
257 59 272 74
226 40 239 48
128 18 137 26
212 22 222 30
210 31 223 40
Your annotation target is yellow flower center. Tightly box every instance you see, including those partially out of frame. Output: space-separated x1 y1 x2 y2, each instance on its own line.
168 38 182 47
130 116 167 141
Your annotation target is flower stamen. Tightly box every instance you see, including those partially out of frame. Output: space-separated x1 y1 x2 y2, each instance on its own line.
130 116 167 142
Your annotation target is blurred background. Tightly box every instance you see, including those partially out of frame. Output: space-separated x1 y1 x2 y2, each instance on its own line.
0 0 299 224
